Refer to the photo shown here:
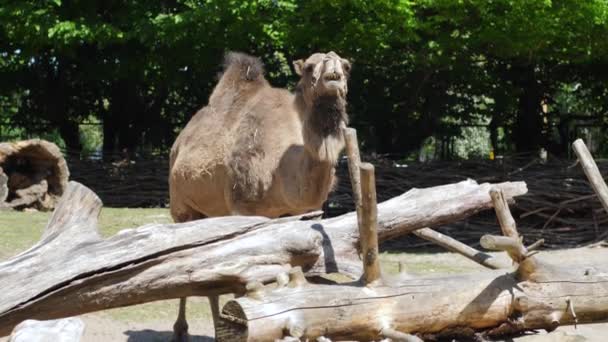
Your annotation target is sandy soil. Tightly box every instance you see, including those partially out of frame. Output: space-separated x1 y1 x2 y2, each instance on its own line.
3 246 608 341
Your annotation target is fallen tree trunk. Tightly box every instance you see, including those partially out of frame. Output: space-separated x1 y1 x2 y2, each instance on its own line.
217 259 608 341
0 179 526 336
217 189 608 341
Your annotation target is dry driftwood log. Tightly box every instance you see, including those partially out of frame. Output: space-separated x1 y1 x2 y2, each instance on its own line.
216 189 608 342
216 257 608 341
0 139 69 210
0 178 526 336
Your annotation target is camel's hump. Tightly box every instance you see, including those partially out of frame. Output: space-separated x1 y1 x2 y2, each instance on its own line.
223 51 264 81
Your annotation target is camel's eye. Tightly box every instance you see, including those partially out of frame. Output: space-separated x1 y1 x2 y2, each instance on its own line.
305 64 314 73
342 60 351 74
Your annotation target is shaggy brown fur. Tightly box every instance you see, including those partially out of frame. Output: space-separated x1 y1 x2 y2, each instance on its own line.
169 51 351 220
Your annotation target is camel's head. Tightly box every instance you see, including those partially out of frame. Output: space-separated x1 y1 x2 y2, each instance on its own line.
293 51 351 102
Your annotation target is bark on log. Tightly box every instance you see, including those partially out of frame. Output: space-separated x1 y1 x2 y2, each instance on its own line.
572 139 608 215
359 163 381 284
216 257 608 341
0 139 69 210
0 179 527 336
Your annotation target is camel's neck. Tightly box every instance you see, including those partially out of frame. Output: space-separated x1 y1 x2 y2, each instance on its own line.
295 93 348 163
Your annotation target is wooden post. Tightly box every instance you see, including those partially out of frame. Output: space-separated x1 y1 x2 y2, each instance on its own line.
360 163 381 284
572 138 608 215
489 189 519 239
342 127 502 271
342 127 381 282
342 127 363 225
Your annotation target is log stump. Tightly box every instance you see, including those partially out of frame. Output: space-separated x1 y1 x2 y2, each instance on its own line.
0 139 69 211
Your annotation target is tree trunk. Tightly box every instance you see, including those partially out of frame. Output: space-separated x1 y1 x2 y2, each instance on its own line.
217 258 608 341
57 120 82 154
102 115 117 159
514 65 544 152
0 179 526 336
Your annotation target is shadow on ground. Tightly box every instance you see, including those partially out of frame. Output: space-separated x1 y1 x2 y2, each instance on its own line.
124 330 213 342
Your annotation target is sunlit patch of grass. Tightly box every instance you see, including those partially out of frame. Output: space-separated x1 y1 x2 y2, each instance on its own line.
380 251 488 275
0 209 49 260
101 296 232 323
0 207 172 260
97 208 172 237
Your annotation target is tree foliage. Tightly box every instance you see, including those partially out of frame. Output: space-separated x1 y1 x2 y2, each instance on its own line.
1 0 608 157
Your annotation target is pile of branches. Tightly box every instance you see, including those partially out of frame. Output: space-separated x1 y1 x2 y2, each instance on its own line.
66 151 169 208
66 150 608 249
328 154 607 249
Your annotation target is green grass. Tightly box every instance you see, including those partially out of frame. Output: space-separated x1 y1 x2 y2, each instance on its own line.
100 296 227 323
0 208 172 260
0 207 192 323
0 209 51 260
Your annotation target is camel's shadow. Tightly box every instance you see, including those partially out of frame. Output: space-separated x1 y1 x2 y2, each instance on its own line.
124 329 214 342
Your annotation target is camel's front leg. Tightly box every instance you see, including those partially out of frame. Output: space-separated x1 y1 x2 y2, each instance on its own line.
209 295 220 333
172 297 189 342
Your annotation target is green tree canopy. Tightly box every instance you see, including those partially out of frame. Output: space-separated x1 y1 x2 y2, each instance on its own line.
1 0 608 157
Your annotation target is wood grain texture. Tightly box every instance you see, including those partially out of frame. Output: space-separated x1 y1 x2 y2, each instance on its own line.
217 258 608 341
0 179 527 336
572 138 608 215
359 163 381 284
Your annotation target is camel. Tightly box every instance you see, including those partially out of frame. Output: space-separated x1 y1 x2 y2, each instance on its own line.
168 51 351 340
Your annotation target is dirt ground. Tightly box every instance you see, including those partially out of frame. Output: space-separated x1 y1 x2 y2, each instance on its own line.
2 209 608 341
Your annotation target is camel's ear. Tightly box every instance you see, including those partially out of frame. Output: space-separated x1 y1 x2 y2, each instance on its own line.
293 59 305 76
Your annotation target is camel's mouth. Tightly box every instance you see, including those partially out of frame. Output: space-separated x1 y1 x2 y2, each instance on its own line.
323 73 342 81
322 73 346 95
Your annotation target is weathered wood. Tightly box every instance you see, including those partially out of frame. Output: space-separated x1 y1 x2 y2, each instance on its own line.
359 163 381 284
490 188 519 239
490 188 527 263
216 258 608 341
0 179 527 336
6 180 49 209
413 228 504 269
381 328 424 342
480 235 527 260
0 139 69 211
572 139 608 215
342 127 363 223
